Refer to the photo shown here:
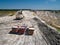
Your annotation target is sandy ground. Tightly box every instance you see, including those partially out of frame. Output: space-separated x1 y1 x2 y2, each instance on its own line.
0 11 48 45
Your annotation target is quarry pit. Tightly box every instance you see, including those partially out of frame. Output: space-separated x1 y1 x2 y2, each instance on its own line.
0 10 60 45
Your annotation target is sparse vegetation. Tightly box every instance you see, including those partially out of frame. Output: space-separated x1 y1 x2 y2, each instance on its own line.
57 28 60 32
0 11 16 16
0 9 18 16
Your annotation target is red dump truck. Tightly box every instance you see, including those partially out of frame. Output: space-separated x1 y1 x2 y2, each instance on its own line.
9 25 26 35
9 25 34 35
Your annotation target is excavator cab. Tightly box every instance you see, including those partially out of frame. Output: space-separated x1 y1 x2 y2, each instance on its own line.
14 11 24 20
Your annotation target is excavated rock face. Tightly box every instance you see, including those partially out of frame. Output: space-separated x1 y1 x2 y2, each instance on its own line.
36 11 60 28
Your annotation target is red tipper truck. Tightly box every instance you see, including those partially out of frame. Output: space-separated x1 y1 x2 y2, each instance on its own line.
9 25 26 35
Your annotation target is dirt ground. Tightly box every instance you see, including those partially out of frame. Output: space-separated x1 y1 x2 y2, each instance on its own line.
0 11 48 45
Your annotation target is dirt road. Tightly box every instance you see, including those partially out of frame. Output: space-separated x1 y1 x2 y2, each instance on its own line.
0 11 49 45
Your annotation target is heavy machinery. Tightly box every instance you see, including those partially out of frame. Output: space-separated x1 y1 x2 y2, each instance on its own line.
25 27 34 35
14 11 24 20
9 25 26 35
9 25 34 35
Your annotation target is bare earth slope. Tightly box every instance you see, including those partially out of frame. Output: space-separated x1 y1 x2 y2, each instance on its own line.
36 11 60 28
33 17 60 45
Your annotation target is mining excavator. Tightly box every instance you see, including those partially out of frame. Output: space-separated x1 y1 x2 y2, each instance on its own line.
9 25 34 35
14 11 24 20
